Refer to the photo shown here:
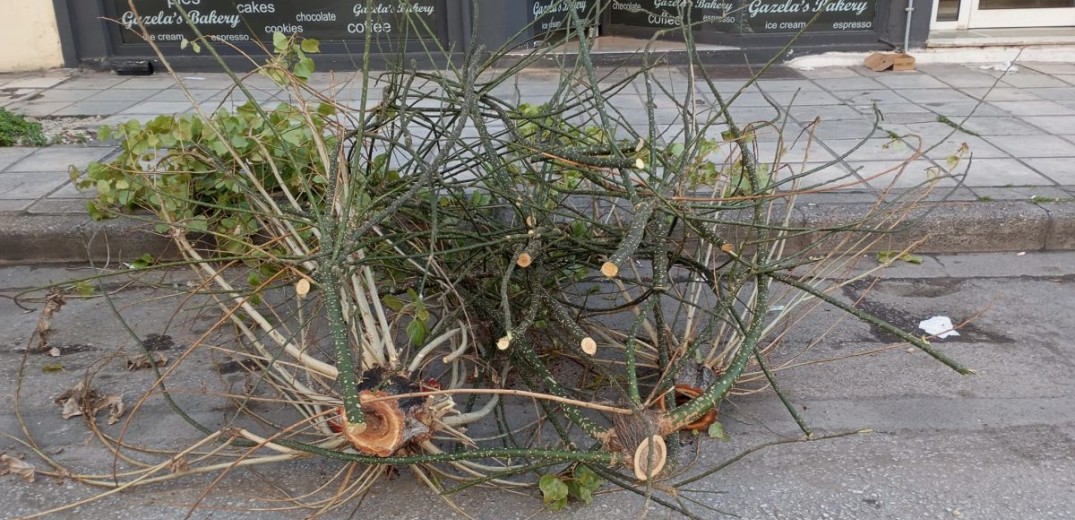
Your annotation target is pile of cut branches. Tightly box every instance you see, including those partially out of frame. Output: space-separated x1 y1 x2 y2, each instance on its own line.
18 2 974 518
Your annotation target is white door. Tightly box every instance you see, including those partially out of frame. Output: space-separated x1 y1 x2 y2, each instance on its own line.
968 0 1075 27
932 0 1075 28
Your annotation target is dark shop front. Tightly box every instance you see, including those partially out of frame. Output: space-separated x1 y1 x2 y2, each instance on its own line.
51 0 926 71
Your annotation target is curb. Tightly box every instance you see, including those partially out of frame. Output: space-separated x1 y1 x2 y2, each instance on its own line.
2 199 1072 264
0 213 176 264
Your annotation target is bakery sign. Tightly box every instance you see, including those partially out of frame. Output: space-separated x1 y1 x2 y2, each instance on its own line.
743 0 876 33
111 0 443 45
608 0 876 33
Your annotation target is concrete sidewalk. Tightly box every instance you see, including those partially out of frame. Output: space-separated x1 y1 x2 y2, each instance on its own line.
2 60 1075 262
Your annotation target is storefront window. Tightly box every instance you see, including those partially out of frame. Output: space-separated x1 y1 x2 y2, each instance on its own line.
606 0 878 34
111 0 442 45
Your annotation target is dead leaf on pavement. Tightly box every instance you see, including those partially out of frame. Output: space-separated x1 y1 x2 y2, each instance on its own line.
53 381 125 424
59 395 82 419
126 352 169 371
33 288 66 351
55 381 90 419
0 454 36 483
101 395 125 425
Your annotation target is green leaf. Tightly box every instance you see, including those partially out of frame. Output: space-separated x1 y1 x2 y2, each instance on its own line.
42 363 64 373
230 134 249 148
572 483 593 505
187 216 208 233
293 57 315 80
574 465 600 489
130 252 156 270
903 254 924 265
300 38 321 54
546 497 567 512
876 251 897 264
180 37 189 50
272 32 288 54
86 202 106 221
707 421 729 440
539 474 569 511
406 319 427 347
382 294 405 312
73 280 95 297
190 40 201 53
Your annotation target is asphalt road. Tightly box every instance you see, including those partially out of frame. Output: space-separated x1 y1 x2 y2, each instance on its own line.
1 252 1073 519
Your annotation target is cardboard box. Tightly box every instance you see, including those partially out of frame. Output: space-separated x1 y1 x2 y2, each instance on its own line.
865 52 916 72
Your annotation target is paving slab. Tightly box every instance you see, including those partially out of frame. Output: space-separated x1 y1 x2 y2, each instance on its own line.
0 147 35 171
956 157 1056 186
918 101 1010 117
3 146 113 173
1000 71 1072 88
0 171 69 199
852 159 957 190
897 88 979 104
956 115 1049 136
53 100 142 117
957 86 1043 101
828 88 908 105
867 72 950 89
1022 115 1075 135
991 99 1075 116
986 134 1075 158
84 88 162 103
2 75 70 89
11 101 74 117
972 185 1073 201
1024 157 1075 184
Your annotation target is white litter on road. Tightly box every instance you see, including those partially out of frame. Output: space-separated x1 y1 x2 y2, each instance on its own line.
919 316 960 339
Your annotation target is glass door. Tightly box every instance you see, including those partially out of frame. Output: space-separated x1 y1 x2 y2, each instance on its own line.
967 0 1075 27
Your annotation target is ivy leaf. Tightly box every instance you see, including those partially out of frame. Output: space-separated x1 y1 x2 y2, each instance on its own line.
272 31 288 54
574 465 600 489
539 474 569 511
293 57 315 80
300 38 321 54
187 216 208 233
